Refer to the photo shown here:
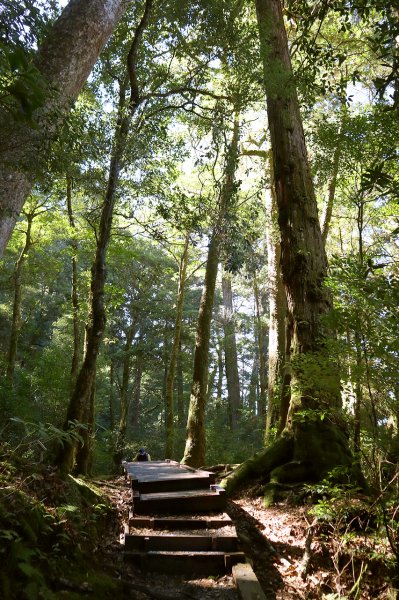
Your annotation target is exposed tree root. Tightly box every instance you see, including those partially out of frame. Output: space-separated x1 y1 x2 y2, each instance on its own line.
221 420 364 501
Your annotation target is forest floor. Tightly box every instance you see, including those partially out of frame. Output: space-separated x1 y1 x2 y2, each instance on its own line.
98 476 396 600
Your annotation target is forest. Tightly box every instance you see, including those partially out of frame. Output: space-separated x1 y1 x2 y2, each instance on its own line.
0 0 398 598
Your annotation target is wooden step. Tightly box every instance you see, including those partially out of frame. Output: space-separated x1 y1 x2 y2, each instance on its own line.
132 486 226 515
124 550 246 575
128 513 233 529
130 472 216 493
125 532 239 552
126 461 216 493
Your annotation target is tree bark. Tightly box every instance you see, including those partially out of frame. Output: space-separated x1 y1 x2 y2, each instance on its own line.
0 0 127 256
253 274 267 421
264 178 286 442
222 273 241 429
131 350 143 428
165 236 189 458
66 176 81 390
75 378 96 476
109 361 115 430
177 341 185 427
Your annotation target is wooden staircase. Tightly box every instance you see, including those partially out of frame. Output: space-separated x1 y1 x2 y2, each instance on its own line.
122 460 245 575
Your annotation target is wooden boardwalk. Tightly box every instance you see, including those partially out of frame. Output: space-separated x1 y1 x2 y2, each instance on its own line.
121 460 267 598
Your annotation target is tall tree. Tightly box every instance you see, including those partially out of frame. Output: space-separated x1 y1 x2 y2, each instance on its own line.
223 0 359 493
221 272 241 429
165 235 189 458
182 114 240 467
56 0 153 475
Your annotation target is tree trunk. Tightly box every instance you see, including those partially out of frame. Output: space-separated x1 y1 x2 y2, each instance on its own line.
181 233 220 467
109 361 115 430
247 354 259 414
165 236 189 458
75 378 96 476
222 273 241 430
131 350 143 428
264 159 286 442
221 0 360 494
66 176 81 390
216 329 224 406
0 0 127 256
55 0 153 475
253 274 267 421
177 340 185 427
182 116 240 467
321 100 346 246
6 212 33 380
114 318 138 460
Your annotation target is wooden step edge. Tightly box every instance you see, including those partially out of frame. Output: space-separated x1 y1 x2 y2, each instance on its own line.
124 533 239 552
123 550 245 575
232 562 267 600
128 513 232 528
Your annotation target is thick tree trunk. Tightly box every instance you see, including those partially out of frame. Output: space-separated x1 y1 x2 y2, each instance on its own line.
221 0 360 495
6 213 33 380
264 180 286 442
222 273 241 429
165 236 189 458
0 0 127 256
66 176 81 390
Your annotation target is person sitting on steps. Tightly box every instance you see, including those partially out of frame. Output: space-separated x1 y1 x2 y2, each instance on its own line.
135 447 151 461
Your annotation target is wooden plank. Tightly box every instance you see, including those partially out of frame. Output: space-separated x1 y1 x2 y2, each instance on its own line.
133 487 226 514
232 563 267 600
131 475 216 494
129 514 233 529
124 550 230 575
124 533 238 552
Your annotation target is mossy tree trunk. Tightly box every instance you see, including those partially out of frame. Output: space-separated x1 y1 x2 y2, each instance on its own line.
264 175 286 442
222 0 358 494
165 236 189 458
182 115 240 468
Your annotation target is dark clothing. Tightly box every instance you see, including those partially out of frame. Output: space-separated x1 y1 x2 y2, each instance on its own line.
136 452 149 461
